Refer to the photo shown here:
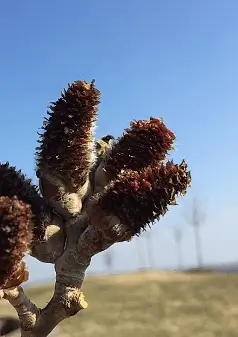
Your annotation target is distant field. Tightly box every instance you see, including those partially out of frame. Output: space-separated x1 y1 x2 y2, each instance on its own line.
1 271 238 337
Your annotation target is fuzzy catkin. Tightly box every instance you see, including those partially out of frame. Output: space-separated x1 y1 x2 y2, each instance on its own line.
0 196 32 287
97 160 191 236
36 80 101 190
103 117 176 179
0 162 46 241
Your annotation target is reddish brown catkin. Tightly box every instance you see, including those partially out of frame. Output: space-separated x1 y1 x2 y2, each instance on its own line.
0 196 32 287
96 160 191 236
103 117 176 179
0 162 46 241
36 80 101 190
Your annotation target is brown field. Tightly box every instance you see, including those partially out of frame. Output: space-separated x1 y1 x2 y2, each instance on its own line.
1 271 238 337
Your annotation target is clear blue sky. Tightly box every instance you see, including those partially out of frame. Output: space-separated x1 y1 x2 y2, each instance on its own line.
0 0 237 283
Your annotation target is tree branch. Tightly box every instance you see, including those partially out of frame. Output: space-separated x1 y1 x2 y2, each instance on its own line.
2 283 87 337
2 286 40 335
0 79 192 336
2 214 93 337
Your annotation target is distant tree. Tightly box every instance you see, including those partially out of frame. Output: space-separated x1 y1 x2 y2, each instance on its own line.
135 237 145 270
104 249 114 273
173 227 183 270
144 231 154 270
187 198 206 268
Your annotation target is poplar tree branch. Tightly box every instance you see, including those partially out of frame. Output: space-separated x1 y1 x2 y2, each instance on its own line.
0 79 191 336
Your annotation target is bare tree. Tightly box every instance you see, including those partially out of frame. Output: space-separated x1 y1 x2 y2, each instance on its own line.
0 80 191 336
144 231 154 270
135 237 145 270
103 248 114 273
187 198 206 268
173 227 183 270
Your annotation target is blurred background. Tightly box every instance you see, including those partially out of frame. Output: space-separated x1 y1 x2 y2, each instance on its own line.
0 0 238 336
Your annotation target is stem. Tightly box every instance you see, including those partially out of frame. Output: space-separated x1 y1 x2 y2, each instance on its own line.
3 281 88 336
3 286 40 335
36 283 87 337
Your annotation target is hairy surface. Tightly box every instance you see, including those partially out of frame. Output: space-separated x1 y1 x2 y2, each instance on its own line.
0 196 32 288
94 160 191 236
0 163 46 241
103 117 175 179
36 80 100 190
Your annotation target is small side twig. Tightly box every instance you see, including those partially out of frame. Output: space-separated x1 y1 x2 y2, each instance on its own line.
2 286 40 335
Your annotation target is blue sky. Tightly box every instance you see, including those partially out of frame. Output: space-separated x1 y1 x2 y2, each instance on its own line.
0 0 237 283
